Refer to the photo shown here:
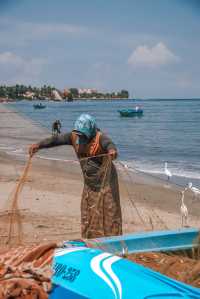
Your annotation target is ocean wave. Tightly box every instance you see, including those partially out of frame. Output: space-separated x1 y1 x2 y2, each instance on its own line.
0 145 15 151
3 146 200 182
37 155 79 164
10 148 25 154
124 160 200 181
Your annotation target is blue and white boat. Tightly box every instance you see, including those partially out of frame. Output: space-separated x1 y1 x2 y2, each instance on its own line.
50 228 200 298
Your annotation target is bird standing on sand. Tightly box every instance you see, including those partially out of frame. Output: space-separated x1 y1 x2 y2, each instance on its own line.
180 189 188 227
188 182 200 199
164 162 172 180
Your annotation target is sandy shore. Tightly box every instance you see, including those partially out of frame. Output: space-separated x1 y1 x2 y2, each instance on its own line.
0 103 200 248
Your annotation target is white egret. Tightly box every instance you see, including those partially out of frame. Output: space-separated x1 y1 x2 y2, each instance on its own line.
188 182 200 199
118 162 129 170
164 162 172 180
121 246 128 257
180 190 188 227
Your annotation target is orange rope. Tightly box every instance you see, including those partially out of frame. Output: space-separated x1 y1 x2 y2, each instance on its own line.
5 153 111 246
7 156 32 246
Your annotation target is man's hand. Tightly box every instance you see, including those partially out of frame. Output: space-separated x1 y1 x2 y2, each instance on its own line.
108 149 117 160
29 144 39 157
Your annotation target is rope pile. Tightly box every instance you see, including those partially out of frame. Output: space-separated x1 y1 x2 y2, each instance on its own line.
0 243 56 299
127 251 200 288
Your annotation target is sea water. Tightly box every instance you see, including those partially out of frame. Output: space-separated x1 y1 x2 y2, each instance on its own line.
9 99 200 187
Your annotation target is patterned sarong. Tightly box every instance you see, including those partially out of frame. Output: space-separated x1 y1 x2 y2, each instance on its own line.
81 183 122 239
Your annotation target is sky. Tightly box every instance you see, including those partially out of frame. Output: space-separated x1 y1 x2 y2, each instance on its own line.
0 0 200 98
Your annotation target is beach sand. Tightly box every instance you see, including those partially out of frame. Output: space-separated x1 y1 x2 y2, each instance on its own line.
0 103 200 248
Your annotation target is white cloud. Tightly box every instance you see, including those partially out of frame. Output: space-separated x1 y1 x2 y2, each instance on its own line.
128 42 180 68
32 23 86 36
0 52 23 66
0 18 88 46
15 22 88 42
0 51 46 85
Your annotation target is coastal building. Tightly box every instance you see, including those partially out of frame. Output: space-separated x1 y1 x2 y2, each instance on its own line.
52 89 63 101
23 91 35 99
78 88 97 95
63 88 70 97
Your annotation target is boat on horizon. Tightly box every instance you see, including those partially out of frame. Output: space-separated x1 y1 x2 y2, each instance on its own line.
33 103 46 109
118 106 143 117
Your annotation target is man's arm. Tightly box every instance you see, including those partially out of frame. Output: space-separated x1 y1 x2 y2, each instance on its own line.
100 133 118 159
38 133 72 148
29 132 72 156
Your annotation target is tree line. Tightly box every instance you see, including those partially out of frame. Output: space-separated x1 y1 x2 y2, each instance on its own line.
0 84 129 100
0 84 55 99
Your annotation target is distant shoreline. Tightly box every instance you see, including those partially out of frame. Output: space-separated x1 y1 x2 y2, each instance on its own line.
0 97 131 103
145 98 200 101
1 97 200 103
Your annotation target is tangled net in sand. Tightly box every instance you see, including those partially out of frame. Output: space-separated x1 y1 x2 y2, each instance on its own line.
6 156 32 246
0 243 56 299
127 251 200 288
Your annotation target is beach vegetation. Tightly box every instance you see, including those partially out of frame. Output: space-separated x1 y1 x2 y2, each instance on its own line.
0 84 129 101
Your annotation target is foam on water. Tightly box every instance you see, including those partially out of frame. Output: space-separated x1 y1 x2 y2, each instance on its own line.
0 145 15 151
129 162 200 180
124 160 200 188
10 148 25 154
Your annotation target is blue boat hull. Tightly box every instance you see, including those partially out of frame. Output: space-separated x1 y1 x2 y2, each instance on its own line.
50 244 200 299
91 228 200 254
50 285 87 298
33 104 46 109
118 109 143 117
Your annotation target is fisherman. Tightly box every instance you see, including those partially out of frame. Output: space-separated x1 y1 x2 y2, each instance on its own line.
52 119 62 135
29 114 122 239
135 105 139 112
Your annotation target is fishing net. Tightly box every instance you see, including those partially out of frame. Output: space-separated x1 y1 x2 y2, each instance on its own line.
1 153 120 246
118 162 169 232
1 151 199 258
4 156 32 247
0 242 200 297
126 251 200 288
0 154 189 245
1 152 200 296
0 242 56 299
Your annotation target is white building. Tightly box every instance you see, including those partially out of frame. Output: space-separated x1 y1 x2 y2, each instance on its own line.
52 89 63 101
78 88 97 95
24 91 35 99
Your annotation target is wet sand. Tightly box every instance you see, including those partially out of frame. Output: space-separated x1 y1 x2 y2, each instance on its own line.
0 103 200 247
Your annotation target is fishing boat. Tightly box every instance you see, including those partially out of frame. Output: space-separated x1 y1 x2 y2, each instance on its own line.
33 103 46 109
50 228 200 298
118 108 143 117
1 228 200 298
118 107 143 117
